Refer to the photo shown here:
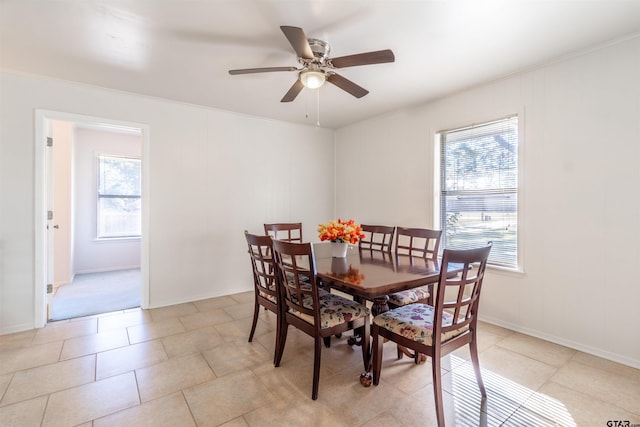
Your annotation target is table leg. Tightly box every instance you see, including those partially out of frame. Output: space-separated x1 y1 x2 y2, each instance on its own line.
371 295 389 316
359 295 391 386
348 295 389 346
347 334 361 346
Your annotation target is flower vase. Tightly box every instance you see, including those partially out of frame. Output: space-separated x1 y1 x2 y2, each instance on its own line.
331 241 349 258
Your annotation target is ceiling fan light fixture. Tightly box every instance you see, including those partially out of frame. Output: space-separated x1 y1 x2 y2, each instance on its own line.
229 26 394 102
300 70 326 89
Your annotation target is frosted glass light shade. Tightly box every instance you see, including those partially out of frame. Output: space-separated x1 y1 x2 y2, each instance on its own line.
300 70 326 89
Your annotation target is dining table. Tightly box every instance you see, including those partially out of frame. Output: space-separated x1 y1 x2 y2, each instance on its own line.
313 242 442 316
313 242 454 385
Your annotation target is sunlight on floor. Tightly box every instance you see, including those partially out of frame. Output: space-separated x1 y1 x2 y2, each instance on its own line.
449 355 576 426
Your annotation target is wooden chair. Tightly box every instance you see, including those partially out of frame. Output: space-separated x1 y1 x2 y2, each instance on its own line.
352 224 397 314
264 222 303 242
394 226 441 259
244 231 280 364
387 227 442 307
272 240 370 400
358 224 396 253
372 243 492 426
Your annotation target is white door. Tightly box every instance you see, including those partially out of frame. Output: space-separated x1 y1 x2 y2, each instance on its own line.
45 126 55 320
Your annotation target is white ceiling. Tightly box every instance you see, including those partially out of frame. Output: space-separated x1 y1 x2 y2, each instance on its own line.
2 1 640 129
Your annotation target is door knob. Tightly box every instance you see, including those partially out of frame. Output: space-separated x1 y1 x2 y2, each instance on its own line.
53 225 59 229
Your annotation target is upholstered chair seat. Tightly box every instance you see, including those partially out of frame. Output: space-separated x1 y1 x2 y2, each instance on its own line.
386 287 431 307
373 304 467 346
258 289 278 304
291 292 369 329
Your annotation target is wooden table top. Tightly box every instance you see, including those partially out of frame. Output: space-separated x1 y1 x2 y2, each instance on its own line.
313 243 441 300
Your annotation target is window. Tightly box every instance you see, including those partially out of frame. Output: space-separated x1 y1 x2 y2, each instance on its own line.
439 116 519 268
97 155 141 239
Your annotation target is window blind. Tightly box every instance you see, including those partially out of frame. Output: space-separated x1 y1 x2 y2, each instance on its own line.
439 116 518 268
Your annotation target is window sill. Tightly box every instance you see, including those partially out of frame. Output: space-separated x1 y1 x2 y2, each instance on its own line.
94 236 141 243
487 264 525 276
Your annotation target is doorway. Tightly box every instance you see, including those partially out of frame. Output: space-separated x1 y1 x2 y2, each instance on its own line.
34 110 150 326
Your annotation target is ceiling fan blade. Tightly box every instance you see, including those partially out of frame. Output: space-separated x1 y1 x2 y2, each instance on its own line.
280 26 314 60
229 66 297 75
281 79 305 102
327 73 369 98
330 49 395 68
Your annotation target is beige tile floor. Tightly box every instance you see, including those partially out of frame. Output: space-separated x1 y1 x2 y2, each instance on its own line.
1 291 639 426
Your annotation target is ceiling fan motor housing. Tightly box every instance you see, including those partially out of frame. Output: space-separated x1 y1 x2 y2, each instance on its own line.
306 38 331 64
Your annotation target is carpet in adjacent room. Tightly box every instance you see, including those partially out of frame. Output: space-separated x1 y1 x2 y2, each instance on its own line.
51 269 141 321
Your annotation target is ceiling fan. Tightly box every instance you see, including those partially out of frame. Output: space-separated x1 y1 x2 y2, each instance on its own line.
228 26 395 102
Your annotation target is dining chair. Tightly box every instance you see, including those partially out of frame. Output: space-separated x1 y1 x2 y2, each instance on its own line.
244 231 281 364
264 222 303 243
271 239 370 400
394 226 441 259
387 227 443 308
358 224 396 253
372 243 492 427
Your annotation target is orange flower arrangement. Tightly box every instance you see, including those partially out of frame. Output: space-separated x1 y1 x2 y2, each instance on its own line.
318 218 365 244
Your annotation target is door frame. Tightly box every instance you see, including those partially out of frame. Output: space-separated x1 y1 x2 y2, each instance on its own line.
34 109 150 327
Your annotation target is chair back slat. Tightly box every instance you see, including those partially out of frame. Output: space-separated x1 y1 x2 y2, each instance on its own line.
359 224 396 253
272 240 318 320
264 222 303 243
435 244 492 339
244 231 278 303
395 227 442 261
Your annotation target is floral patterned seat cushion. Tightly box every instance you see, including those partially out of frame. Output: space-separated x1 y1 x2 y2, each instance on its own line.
285 272 311 284
291 293 370 329
387 285 431 306
373 304 467 345
258 289 278 304
257 280 279 304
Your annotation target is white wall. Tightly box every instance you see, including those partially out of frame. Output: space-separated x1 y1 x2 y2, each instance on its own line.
0 70 334 333
73 127 142 274
335 36 640 368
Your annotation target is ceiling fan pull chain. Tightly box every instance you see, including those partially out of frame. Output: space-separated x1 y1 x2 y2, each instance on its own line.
316 88 321 127
305 88 309 119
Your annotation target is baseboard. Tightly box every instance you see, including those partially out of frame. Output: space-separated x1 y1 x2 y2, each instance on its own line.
479 314 640 370
73 265 141 275
146 286 252 310
0 321 36 336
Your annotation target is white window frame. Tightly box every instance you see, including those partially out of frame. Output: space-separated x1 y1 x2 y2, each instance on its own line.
435 115 523 271
96 154 141 239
